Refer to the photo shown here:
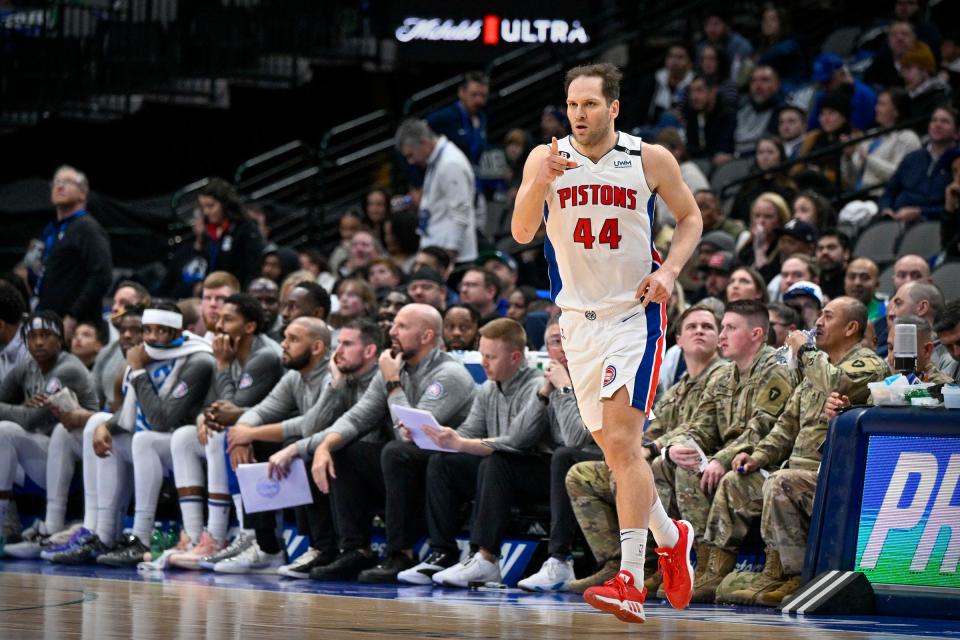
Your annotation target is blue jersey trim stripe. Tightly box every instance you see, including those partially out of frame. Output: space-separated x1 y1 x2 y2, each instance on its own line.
632 301 665 412
543 203 563 303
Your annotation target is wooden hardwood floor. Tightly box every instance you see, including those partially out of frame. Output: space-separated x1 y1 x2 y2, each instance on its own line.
0 571 941 639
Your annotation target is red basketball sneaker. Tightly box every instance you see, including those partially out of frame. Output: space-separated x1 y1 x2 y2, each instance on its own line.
656 519 695 609
583 569 647 623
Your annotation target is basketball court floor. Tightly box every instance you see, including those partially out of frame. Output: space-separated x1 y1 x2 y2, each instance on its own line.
0 560 956 639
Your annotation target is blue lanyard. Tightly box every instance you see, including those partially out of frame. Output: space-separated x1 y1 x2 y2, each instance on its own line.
42 209 87 262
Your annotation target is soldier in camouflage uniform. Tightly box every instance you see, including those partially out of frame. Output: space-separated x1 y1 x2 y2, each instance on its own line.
700 298 889 606
658 300 797 602
564 304 726 594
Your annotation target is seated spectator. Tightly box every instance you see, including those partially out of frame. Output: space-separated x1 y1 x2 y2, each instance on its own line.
768 253 819 304
280 281 332 337
261 244 300 287
726 266 768 303
330 279 377 329
892 254 933 290
339 229 382 280
696 251 735 302
442 304 481 352
199 271 241 340
815 229 852 299
738 192 791 283
696 10 754 83
864 20 918 91
885 280 952 373
458 267 502 326
880 106 959 222
70 319 107 370
683 75 736 166
695 44 739 107
808 53 878 133
900 42 952 128
329 210 363 274
197 179 265 288
943 151 960 257
783 281 824 329
730 136 798 222
479 250 519 308
885 316 954 382
793 90 861 192
636 43 694 128
791 190 836 229
768 302 800 347
753 4 806 91
367 258 404 297
655 130 710 227
506 285 538 324
412 246 454 284
363 188 392 249
248 278 282 340
383 210 421 274
841 88 922 194
696 230 736 276
376 289 411 346
537 107 568 146
0 282 28 380
845 257 887 322
406 267 448 312
696 190 746 244
933 300 960 383
177 298 206 338
777 105 807 159
734 66 783 157
941 30 960 93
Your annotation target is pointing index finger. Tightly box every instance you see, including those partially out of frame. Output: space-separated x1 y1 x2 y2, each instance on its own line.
550 136 558 156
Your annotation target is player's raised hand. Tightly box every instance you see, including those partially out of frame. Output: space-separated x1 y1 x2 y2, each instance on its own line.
537 136 577 185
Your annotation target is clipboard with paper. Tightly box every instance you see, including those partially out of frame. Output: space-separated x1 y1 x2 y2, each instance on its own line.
390 405 458 453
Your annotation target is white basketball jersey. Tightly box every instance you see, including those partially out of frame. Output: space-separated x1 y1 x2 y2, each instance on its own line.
544 132 660 313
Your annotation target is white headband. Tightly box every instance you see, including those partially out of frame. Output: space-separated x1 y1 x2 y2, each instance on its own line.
29 317 61 336
142 309 183 329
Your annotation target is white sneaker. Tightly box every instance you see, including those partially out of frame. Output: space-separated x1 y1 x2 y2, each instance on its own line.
432 553 501 588
517 557 575 592
212 542 285 574
5 520 50 559
199 531 255 570
397 550 458 585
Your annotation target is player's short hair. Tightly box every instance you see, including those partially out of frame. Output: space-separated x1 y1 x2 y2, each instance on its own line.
677 303 722 334
342 317 383 349
224 293 265 334
768 302 800 329
479 318 527 353
444 303 482 329
905 282 945 317
293 281 332 319
292 316 332 348
725 299 770 337
565 63 623 105
934 299 960 334
463 267 501 299
114 280 152 306
202 271 240 293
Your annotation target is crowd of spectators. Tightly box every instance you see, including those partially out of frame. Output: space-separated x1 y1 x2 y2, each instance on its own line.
1 0 959 606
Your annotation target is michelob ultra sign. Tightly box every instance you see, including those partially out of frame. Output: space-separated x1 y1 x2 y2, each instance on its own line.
856 435 960 588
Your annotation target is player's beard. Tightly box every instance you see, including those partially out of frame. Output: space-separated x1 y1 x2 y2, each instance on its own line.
573 115 614 149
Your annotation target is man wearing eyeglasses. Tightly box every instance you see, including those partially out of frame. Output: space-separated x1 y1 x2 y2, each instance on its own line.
35 166 113 341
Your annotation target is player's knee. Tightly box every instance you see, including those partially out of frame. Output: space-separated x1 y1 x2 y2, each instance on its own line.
0 421 21 443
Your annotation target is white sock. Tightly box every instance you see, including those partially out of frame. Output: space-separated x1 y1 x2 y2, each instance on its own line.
648 497 679 548
45 500 68 534
232 493 247 530
207 497 231 544
620 528 647 581
179 496 205 543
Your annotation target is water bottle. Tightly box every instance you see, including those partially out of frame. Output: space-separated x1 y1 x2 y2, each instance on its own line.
150 525 166 558
773 329 816 367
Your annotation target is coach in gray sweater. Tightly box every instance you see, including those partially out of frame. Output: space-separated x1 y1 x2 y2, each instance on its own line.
305 303 476 583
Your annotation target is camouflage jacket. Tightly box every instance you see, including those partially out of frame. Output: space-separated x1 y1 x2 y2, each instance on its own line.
749 344 890 472
920 362 954 385
666 345 797 470
645 355 727 448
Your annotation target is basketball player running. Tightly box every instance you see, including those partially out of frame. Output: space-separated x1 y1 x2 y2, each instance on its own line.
512 63 702 623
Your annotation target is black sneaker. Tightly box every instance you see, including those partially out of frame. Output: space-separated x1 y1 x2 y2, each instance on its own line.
97 534 150 567
49 534 111 565
357 552 416 584
278 547 339 579
309 548 378 581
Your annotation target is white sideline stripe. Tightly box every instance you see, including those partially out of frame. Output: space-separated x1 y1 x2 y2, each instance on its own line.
783 570 840 613
797 572 857 615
